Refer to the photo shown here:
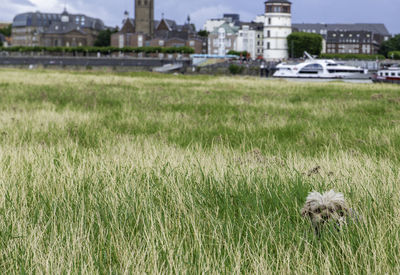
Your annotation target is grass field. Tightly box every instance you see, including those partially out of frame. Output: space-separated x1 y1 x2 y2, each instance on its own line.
0 69 400 273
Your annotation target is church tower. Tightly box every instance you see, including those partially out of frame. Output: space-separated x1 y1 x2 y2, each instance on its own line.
263 0 292 60
135 0 154 36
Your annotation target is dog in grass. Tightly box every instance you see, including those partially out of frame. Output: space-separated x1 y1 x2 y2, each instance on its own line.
301 190 351 235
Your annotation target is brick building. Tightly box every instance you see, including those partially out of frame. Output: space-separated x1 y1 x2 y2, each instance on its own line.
111 16 207 54
111 0 207 54
11 9 104 47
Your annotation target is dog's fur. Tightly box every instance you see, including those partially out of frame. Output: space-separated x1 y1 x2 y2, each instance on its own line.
301 190 350 235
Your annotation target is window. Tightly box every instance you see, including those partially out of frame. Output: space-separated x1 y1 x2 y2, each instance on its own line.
268 18 271 25
299 64 323 74
267 30 271 38
189 40 195 47
391 72 396 76
267 42 270 49
282 6 290 13
159 40 164 46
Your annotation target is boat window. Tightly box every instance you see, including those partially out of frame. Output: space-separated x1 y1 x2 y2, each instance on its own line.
379 73 383 76
299 64 323 74
328 69 364 74
391 72 396 76
385 73 389 76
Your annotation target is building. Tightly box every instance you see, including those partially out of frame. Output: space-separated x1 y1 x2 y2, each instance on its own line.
236 22 264 59
135 0 154 36
263 0 292 60
205 13 264 59
203 14 241 33
208 22 239 56
11 10 104 47
111 9 207 54
292 23 391 54
0 22 11 29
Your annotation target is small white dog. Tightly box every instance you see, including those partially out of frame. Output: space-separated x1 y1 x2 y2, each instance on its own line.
301 190 350 235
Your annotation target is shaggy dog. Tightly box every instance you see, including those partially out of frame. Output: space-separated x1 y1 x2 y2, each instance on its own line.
301 190 350 235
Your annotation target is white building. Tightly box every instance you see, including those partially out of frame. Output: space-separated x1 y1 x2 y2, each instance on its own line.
203 14 240 33
263 0 292 60
254 15 266 24
203 19 226 33
208 22 239 55
236 23 264 59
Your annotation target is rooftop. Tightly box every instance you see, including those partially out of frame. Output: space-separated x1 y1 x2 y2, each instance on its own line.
12 11 104 31
292 23 390 36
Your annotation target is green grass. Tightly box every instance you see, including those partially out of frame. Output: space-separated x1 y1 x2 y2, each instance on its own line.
0 69 400 273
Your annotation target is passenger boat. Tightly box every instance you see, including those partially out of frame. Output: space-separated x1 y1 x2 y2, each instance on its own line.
372 66 400 84
273 52 369 79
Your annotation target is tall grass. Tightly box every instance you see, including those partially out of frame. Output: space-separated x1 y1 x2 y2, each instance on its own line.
0 69 399 273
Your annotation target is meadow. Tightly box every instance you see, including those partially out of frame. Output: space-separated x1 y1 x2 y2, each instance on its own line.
0 69 399 273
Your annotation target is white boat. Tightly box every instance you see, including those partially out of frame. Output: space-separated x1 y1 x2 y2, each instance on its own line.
373 66 400 84
273 52 369 79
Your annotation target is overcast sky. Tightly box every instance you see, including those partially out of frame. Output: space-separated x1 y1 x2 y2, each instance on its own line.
1 0 399 34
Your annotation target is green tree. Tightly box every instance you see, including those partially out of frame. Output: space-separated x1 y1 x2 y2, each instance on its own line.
197 30 209 38
94 29 115 47
0 24 12 37
379 34 400 57
287 32 323 58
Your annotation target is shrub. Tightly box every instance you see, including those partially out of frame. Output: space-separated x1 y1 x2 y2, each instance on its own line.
388 51 400 60
227 50 249 57
228 64 244 75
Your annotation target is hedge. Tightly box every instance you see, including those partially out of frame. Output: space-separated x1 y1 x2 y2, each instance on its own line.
0 46 195 54
388 51 400 60
320 53 385 60
227 50 249 57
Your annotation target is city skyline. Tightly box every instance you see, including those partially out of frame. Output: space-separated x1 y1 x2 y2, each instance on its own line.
1 0 399 34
